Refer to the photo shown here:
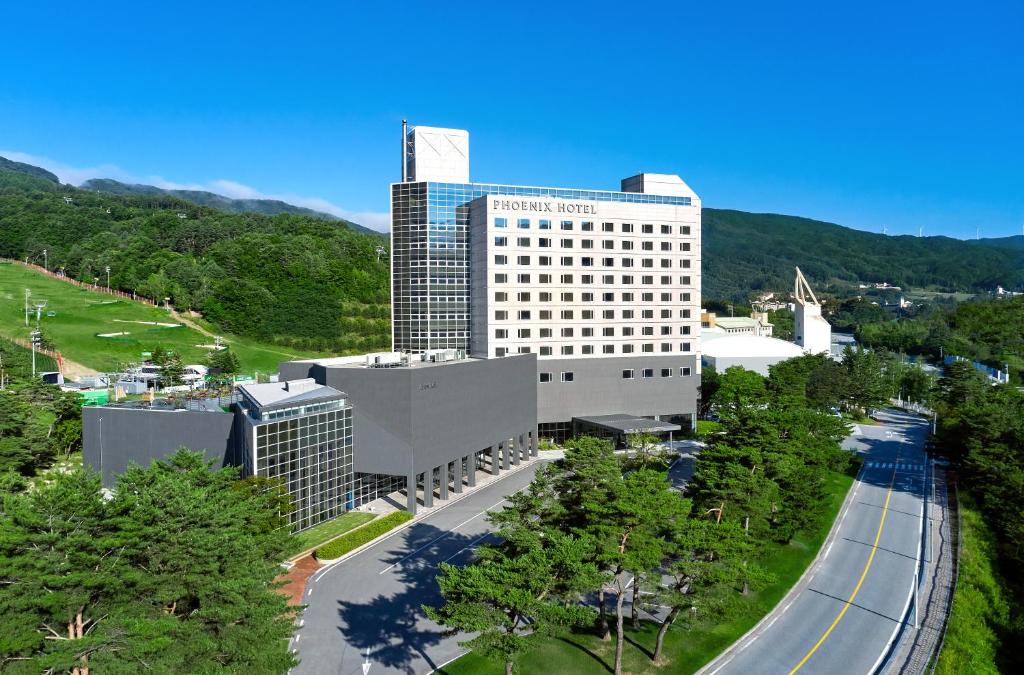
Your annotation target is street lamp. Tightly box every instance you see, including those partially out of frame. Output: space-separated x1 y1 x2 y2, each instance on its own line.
105 266 111 290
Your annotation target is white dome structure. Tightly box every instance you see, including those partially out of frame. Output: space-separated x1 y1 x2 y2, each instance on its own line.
701 332 805 376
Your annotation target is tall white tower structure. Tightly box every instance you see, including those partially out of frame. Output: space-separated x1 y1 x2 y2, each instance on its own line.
793 267 831 355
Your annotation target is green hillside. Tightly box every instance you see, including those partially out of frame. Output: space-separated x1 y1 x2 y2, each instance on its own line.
80 178 380 235
703 209 1024 300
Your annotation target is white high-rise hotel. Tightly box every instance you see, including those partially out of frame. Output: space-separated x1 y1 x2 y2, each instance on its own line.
391 124 701 439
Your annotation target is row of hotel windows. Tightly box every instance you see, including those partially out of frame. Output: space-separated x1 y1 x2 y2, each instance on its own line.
496 290 696 305
497 326 690 338
538 366 693 383
494 218 693 236
494 236 692 252
495 308 694 320
496 343 692 356
494 255 691 270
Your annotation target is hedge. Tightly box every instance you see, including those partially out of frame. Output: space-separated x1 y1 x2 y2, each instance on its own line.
314 511 414 560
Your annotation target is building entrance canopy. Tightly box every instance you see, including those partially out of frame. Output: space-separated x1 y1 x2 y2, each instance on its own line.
572 414 681 436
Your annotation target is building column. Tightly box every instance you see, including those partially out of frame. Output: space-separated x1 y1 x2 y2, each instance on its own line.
531 427 539 457
439 463 450 500
423 471 433 509
406 472 418 515
453 457 463 494
513 436 523 465
468 453 477 487
502 440 511 470
491 445 501 475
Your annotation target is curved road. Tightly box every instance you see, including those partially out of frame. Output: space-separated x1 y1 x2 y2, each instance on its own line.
701 409 930 675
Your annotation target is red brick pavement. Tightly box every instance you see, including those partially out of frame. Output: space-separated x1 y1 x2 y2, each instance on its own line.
279 554 322 606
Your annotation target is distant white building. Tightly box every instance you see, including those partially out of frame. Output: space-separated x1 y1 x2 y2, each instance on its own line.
793 267 831 355
701 332 804 376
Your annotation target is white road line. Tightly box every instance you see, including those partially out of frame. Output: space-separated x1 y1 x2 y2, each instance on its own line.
294 634 300 643
440 532 494 564
305 588 312 597
764 615 780 631
780 601 793 615
298 619 304 627
822 541 834 560
707 655 735 675
379 498 509 575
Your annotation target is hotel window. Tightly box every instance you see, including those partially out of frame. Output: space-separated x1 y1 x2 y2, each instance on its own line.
517 218 530 228
517 292 531 302
680 366 692 376
581 257 594 266
539 372 552 383
661 224 672 234
642 368 654 378
642 326 654 336
582 310 594 319
661 259 672 268
539 292 552 302
495 218 508 228
603 327 615 337
602 240 614 250
622 258 634 267
518 237 531 247
621 240 634 250
661 310 671 319
680 242 691 251
602 274 614 284
561 256 574 266
495 292 508 302
561 346 574 355
662 343 673 352
622 344 635 354
642 275 654 285
681 342 692 352
681 292 691 302
561 239 574 248
519 347 532 354
661 242 672 251
622 309 634 319
517 255 531 265
602 292 614 302
561 310 574 319
602 222 614 232
495 329 508 339
642 224 654 234
582 292 594 301
494 255 507 265
540 328 553 338
494 273 507 283
540 346 552 355
581 239 594 249
582 221 594 231
518 274 531 283
622 223 634 233
494 236 508 246
681 225 691 235
622 369 635 379
623 276 634 285
560 371 574 382
518 310 531 320
539 219 551 230
495 347 507 357
661 326 672 335
561 292 574 302
681 325 692 335
561 327 574 337
658 292 670 301
540 310 552 320
622 326 634 336
603 309 615 319
661 368 673 377
495 310 508 320
642 258 654 267
582 274 594 284
602 258 614 267
680 259 691 268
661 276 672 285
582 327 593 337
518 328 532 338
680 309 691 318
539 256 552 265
540 273 552 283
603 344 615 354
642 344 655 353
582 344 594 354
642 241 654 251
560 220 574 231
642 309 654 319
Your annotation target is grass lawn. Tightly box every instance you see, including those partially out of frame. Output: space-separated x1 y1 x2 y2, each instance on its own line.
0 262 324 374
292 512 377 555
440 469 855 675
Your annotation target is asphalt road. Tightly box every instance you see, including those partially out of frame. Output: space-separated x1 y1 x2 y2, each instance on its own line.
291 461 546 675
701 409 930 675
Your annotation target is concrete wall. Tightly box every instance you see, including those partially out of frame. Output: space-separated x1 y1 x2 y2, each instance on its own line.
83 407 237 487
280 355 538 478
537 354 699 423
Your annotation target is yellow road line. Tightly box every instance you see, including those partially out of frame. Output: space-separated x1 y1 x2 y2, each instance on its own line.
788 469 897 674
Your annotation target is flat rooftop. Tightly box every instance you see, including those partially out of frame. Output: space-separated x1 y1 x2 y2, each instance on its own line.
288 351 526 371
239 378 345 408
573 414 682 435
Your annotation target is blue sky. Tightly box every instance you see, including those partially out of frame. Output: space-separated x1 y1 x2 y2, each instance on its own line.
1 1 1021 237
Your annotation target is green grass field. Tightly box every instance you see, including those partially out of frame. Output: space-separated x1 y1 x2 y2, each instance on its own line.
0 262 325 374
440 469 855 675
292 512 377 556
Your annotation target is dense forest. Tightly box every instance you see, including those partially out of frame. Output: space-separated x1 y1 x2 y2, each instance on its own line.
703 209 1024 300
0 160 391 354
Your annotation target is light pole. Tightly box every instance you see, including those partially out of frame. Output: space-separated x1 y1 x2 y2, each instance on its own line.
105 266 111 290
30 329 40 377
42 248 48 272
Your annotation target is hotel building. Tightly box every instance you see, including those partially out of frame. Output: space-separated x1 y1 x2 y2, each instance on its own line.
391 124 702 438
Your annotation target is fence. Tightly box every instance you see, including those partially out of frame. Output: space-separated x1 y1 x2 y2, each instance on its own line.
1 258 158 307
3 335 64 374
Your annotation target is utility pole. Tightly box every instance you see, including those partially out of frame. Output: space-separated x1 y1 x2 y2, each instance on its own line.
42 248 48 271
105 265 111 290
24 288 30 326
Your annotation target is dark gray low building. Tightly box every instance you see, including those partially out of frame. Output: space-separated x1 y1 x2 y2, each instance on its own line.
279 351 538 514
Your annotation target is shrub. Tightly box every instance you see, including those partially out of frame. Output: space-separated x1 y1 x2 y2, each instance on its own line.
314 511 413 561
